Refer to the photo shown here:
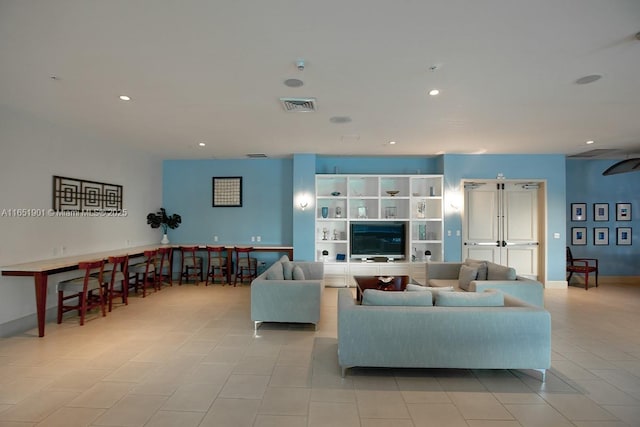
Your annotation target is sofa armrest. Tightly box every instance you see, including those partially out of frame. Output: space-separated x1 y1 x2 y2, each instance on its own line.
471 277 544 307
426 262 462 281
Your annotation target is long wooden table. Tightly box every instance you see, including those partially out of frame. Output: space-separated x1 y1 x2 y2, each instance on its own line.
1 244 293 337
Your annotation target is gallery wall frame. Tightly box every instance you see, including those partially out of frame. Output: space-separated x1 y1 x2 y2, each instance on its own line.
571 227 587 245
212 176 243 207
616 203 632 221
571 203 586 221
593 203 609 221
594 227 609 246
617 227 632 245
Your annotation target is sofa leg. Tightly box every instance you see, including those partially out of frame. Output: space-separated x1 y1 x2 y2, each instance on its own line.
341 366 347 378
517 368 546 382
254 321 261 332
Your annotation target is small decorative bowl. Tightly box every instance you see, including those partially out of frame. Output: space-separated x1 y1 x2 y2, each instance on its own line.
331 191 341 196
386 190 399 196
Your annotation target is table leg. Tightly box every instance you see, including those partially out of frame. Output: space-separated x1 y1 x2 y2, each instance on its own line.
34 272 48 337
226 249 233 284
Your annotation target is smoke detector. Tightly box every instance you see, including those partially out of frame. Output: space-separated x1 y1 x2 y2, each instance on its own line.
279 97 317 112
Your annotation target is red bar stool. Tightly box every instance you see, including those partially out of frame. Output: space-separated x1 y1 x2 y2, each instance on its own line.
205 246 228 286
57 260 106 325
234 246 257 286
154 247 173 288
130 249 158 297
179 246 203 285
102 255 129 312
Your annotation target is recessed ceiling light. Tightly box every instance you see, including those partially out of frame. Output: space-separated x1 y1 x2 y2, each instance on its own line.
329 116 352 124
198 142 206 147
119 95 131 101
428 89 440 96
389 141 397 145
586 140 595 145
575 75 602 85
284 78 304 88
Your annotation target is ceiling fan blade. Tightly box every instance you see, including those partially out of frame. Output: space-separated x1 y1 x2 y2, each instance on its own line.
602 158 640 175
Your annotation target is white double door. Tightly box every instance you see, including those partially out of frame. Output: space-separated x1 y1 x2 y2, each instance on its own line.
462 180 542 278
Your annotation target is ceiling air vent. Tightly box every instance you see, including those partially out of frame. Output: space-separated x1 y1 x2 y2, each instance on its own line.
279 97 317 112
246 153 268 158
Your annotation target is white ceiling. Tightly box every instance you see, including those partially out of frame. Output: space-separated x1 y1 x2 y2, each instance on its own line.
1 0 640 160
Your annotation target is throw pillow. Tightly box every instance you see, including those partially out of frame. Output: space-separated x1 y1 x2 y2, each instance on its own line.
487 263 516 280
465 259 488 280
279 255 290 263
282 261 294 280
458 265 478 291
362 289 433 307
292 265 305 280
265 262 284 280
435 290 504 307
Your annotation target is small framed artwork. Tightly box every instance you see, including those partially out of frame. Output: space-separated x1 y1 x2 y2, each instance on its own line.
616 203 632 221
571 227 587 245
212 176 243 207
617 227 632 246
594 227 609 245
593 203 609 221
571 203 586 221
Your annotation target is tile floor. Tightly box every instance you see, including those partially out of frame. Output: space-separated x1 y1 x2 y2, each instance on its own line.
0 281 639 426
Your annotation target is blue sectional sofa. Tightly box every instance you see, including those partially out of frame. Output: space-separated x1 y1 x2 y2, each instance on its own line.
337 288 551 379
251 258 324 331
426 260 545 307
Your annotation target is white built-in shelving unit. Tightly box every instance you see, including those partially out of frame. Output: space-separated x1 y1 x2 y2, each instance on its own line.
315 174 443 287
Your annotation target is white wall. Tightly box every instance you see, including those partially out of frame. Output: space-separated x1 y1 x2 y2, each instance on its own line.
0 106 163 328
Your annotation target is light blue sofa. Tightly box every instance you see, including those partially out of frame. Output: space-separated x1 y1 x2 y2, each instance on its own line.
337 288 551 379
251 259 324 331
426 260 545 307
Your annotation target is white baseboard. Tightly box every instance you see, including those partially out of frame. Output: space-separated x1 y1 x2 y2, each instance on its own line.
545 280 568 289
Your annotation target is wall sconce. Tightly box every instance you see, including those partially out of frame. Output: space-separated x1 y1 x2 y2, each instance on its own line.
297 193 311 211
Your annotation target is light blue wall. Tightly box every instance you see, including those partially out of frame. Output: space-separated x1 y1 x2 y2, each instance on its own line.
163 155 640 282
316 156 440 175
293 154 316 261
163 159 293 265
442 154 567 282
566 159 640 276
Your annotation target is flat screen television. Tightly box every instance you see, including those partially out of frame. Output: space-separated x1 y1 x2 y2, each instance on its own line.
350 221 406 260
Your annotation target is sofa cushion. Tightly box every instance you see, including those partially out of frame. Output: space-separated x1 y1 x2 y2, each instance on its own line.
266 262 284 280
465 259 488 280
487 263 517 280
279 255 290 263
428 279 458 288
406 283 454 293
362 289 433 307
458 264 478 291
283 261 294 280
292 265 305 280
435 290 505 307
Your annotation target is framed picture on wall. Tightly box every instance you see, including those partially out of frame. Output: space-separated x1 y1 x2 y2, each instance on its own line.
571 227 587 245
212 176 243 207
593 203 609 221
571 203 586 221
616 203 632 221
594 227 609 245
617 227 632 245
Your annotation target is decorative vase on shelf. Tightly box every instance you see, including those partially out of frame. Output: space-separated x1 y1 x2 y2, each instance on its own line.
161 234 170 244
321 206 329 218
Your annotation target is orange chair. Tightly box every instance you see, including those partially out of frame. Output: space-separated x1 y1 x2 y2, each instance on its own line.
57 260 106 325
234 246 257 286
130 249 158 297
102 255 129 312
205 246 228 286
566 246 599 290
179 246 203 285
154 247 173 287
